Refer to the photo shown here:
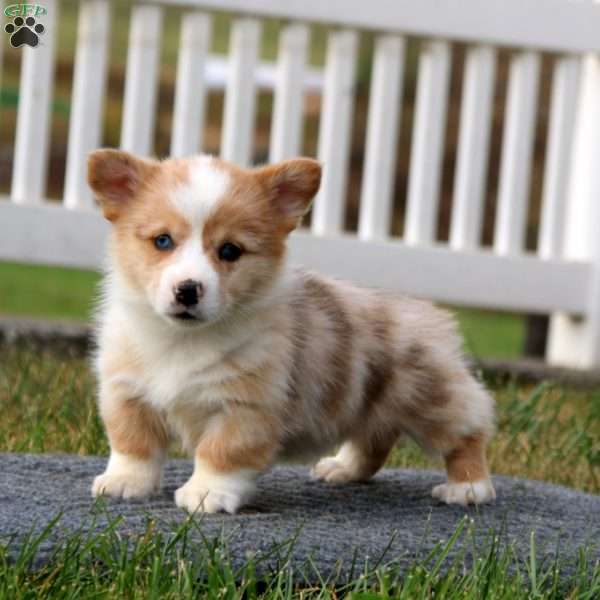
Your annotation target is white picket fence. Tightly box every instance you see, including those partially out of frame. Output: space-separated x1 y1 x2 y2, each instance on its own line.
1 0 600 369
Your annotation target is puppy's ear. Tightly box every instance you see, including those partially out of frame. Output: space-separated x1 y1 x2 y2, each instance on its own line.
255 158 322 232
88 149 157 221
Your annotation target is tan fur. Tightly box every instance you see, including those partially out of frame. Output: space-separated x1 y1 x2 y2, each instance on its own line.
444 433 489 483
104 397 169 460
196 407 281 472
89 150 496 512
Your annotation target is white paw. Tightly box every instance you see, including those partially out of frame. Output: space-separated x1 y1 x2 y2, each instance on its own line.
92 471 159 499
432 479 496 506
312 457 359 483
174 479 243 514
91 451 163 499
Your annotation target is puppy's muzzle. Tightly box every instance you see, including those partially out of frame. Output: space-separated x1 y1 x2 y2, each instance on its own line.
174 279 204 307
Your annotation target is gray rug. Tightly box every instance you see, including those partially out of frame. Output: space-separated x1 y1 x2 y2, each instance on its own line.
1 453 598 580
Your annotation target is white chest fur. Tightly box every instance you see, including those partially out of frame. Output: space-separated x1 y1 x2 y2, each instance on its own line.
99 301 283 411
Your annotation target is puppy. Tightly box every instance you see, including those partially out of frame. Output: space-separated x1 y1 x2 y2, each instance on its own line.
89 149 496 513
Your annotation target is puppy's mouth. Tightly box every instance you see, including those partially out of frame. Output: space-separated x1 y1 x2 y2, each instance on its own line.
171 311 200 322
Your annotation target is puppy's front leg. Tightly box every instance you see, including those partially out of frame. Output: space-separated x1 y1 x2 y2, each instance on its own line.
92 384 169 499
175 407 279 514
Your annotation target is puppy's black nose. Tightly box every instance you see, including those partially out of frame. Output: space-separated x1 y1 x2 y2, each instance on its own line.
174 279 203 307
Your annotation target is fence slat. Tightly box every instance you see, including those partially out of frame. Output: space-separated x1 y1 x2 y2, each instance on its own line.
287 230 588 316
449 44 496 250
221 18 261 166
547 53 600 368
493 51 540 255
120 4 163 155
269 23 309 163
11 0 58 205
538 55 580 260
0 202 589 318
170 11 211 157
358 34 405 241
311 30 358 236
404 40 451 245
64 0 110 210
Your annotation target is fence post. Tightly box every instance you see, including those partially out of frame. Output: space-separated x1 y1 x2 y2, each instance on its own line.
220 18 261 166
547 53 600 369
11 0 57 205
120 4 163 156
64 0 110 210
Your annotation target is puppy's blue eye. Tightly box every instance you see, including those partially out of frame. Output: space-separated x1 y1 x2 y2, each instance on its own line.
154 234 174 251
218 242 242 262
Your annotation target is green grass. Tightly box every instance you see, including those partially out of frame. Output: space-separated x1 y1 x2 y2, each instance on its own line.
455 307 525 359
0 261 526 358
0 262 99 322
1 512 599 599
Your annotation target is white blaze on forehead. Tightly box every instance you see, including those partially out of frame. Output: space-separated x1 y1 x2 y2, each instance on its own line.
170 156 230 226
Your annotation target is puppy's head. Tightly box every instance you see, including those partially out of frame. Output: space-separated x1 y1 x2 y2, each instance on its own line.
88 150 321 325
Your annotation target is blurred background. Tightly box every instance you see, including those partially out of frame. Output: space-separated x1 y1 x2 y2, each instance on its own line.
0 0 569 360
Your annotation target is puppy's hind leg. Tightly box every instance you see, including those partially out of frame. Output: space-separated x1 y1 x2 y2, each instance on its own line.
312 432 398 483
402 363 496 505
432 433 496 505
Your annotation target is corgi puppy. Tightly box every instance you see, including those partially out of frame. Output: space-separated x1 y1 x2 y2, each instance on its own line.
88 149 496 513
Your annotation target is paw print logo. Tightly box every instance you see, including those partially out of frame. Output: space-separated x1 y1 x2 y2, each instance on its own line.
5 16 45 48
